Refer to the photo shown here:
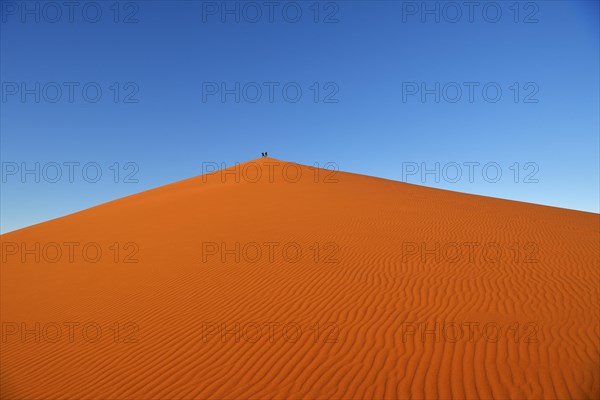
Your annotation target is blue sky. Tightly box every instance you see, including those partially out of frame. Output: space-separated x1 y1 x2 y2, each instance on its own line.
1 0 599 233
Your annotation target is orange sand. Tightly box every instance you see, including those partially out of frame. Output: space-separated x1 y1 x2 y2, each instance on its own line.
1 158 598 399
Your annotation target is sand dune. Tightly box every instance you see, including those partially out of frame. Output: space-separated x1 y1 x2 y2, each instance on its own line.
1 157 598 399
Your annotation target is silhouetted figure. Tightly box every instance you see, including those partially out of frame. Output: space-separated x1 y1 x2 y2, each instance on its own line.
261 152 268 157
265 152 268 157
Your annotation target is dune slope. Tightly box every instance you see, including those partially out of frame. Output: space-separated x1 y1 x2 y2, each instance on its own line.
1 157 599 399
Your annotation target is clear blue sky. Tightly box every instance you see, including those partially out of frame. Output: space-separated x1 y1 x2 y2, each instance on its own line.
1 0 599 233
